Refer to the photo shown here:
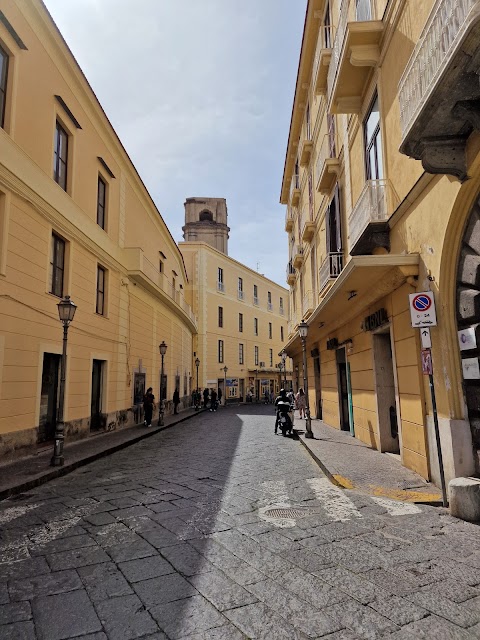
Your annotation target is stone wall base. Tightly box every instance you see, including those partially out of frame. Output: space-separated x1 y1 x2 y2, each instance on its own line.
426 416 475 492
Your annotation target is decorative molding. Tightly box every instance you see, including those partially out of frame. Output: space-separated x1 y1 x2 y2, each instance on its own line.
54 95 82 129
349 44 380 67
0 10 27 49
419 137 468 182
97 156 115 179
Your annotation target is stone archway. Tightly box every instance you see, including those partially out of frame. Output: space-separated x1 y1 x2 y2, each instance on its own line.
457 196 480 465
199 210 213 222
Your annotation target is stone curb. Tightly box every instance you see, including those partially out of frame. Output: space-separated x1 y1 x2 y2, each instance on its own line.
0 409 206 502
298 433 344 488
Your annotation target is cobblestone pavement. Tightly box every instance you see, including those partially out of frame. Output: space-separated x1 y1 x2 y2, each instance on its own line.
1 406 480 640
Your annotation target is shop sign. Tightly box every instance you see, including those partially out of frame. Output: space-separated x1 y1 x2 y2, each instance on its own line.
421 349 433 375
409 291 437 328
363 308 389 332
326 338 338 350
226 378 238 387
458 327 477 351
462 358 480 380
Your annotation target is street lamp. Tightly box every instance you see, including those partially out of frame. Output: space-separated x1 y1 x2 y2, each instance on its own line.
281 350 287 389
195 357 200 410
298 320 314 439
159 341 167 426
51 295 77 466
222 365 228 405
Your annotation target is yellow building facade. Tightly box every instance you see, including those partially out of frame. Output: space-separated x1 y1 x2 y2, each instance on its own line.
180 197 291 401
282 0 480 486
0 0 196 461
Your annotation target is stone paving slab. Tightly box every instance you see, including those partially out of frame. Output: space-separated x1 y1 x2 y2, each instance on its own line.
0 405 479 639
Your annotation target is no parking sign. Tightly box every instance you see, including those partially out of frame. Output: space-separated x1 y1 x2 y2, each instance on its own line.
409 291 437 328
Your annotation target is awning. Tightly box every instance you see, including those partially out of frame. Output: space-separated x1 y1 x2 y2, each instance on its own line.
285 254 419 356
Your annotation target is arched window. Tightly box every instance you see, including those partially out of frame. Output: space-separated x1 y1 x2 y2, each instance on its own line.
199 210 213 222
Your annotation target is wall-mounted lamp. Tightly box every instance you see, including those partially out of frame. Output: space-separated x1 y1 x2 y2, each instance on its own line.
348 291 357 300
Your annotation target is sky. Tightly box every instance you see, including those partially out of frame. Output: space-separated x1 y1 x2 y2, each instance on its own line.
43 0 307 286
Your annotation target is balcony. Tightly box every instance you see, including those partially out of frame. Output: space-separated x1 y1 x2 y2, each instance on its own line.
290 174 300 206
348 179 396 255
299 135 313 167
285 207 295 232
288 312 299 337
316 133 340 195
301 220 316 243
267 302 273 312
238 290 244 301
286 261 296 286
319 252 344 293
253 296 259 306
217 281 225 292
302 290 315 319
123 248 197 331
279 306 285 316
327 0 383 114
398 0 480 180
292 245 305 269
314 26 335 95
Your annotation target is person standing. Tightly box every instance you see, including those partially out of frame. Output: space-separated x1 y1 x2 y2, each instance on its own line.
218 387 223 406
143 387 155 428
173 388 180 415
203 388 210 408
295 388 306 419
210 389 218 412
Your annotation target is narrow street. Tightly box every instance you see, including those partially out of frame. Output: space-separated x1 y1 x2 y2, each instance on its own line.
1 406 479 640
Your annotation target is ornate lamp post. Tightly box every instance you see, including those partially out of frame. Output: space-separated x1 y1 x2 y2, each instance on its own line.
195 357 200 410
298 320 313 439
51 295 77 466
222 365 228 405
159 341 167 426
281 350 287 389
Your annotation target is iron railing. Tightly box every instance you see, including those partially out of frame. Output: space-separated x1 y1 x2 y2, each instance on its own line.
348 179 391 250
319 252 344 291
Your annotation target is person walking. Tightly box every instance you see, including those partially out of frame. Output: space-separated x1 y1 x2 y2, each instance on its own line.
173 388 180 415
295 388 306 419
203 388 210 408
210 389 218 412
143 387 155 427
218 387 223 406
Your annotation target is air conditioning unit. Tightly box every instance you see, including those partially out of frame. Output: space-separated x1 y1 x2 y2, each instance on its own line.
259 361 265 367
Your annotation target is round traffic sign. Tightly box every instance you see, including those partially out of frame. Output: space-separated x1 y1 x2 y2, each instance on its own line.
412 294 431 312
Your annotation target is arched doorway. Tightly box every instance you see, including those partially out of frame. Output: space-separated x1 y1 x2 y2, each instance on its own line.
456 196 480 467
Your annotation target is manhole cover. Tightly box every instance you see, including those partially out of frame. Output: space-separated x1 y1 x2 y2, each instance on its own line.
264 507 316 519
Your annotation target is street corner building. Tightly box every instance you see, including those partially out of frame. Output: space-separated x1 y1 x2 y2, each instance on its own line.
281 0 480 488
180 197 293 402
0 0 197 462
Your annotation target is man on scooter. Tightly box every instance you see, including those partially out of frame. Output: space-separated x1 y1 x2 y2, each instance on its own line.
274 389 293 435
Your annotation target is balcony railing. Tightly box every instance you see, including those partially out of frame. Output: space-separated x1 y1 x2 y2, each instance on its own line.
285 207 295 232
293 244 305 269
314 25 335 94
290 174 300 206
238 290 244 300
286 261 296 285
253 296 259 306
398 0 478 141
279 306 285 316
319 252 344 292
267 302 273 312
123 248 197 329
217 281 225 292
349 179 393 251
316 132 339 194
299 134 313 167
302 290 315 318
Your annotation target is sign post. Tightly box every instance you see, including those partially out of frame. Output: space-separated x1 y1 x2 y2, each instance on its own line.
409 292 447 507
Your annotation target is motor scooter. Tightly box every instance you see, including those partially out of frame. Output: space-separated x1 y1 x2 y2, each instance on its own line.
276 400 294 436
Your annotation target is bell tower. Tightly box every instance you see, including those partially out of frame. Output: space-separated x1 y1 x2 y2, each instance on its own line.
182 197 230 255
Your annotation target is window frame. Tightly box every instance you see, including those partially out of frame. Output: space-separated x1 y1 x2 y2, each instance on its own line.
238 277 243 292
97 175 107 230
0 43 9 129
239 343 244 365
218 339 224 364
218 306 223 328
254 346 259 366
281 326 284 342
239 313 243 333
50 232 66 298
96 264 106 316
269 322 272 339
364 93 383 180
270 349 273 367
254 317 258 336
53 120 69 191
218 267 223 283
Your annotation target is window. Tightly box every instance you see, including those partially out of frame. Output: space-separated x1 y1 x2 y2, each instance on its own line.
239 343 244 365
356 0 372 21
254 318 258 336
53 121 68 191
306 102 311 140
159 260 163 273
324 1 332 48
364 94 383 180
254 346 259 366
199 210 213 222
270 349 273 367
269 323 272 339
268 291 272 304
50 233 65 297
280 297 284 310
281 326 284 342
239 313 243 332
0 45 8 129
218 306 223 328
253 284 259 305
238 277 243 292
218 340 224 363
96 265 106 315
218 267 223 283
97 176 106 229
